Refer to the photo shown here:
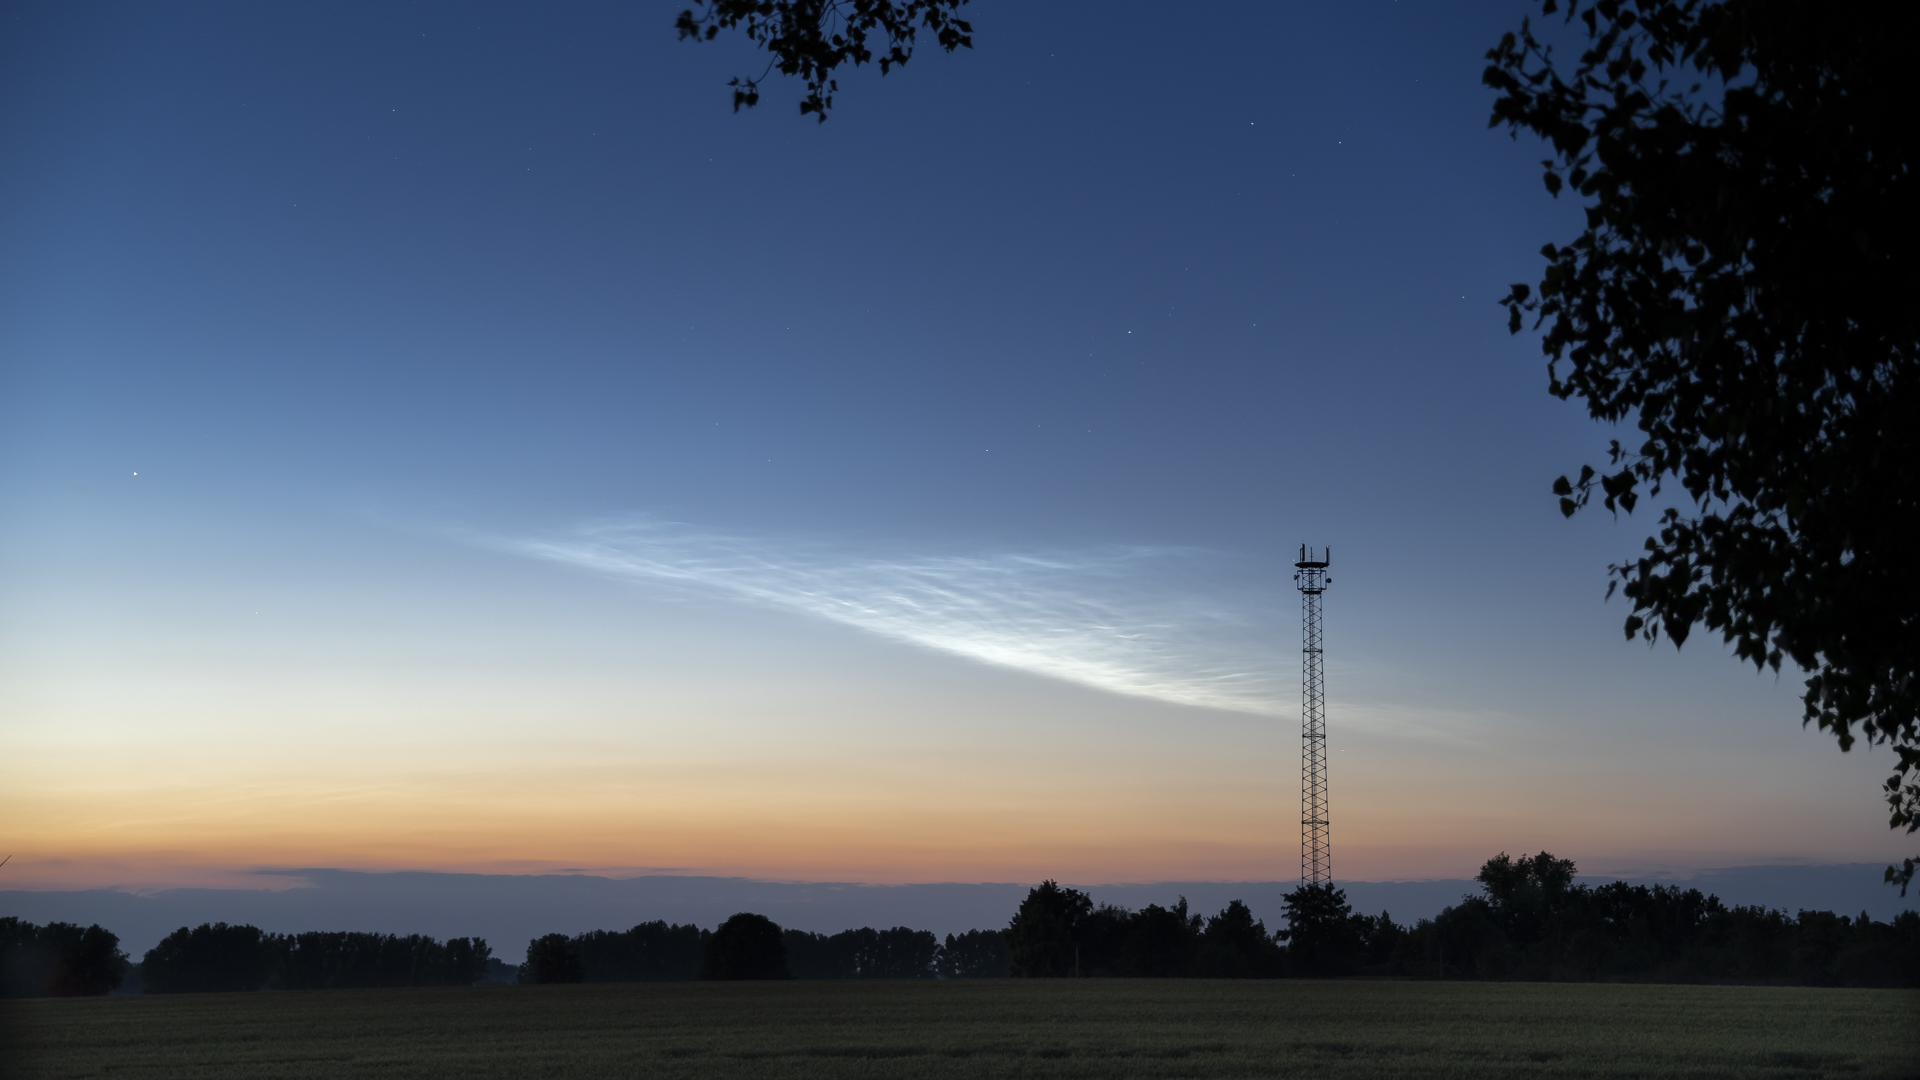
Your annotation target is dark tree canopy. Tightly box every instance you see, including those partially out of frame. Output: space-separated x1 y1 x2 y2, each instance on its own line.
1485 0 1919 888
1280 883 1365 977
1118 901 1202 977
571 921 709 982
783 925 940 979
1005 880 1092 977
1193 899 1285 978
518 933 583 984
701 912 790 979
0 918 126 997
676 0 972 120
937 929 1011 978
142 923 271 994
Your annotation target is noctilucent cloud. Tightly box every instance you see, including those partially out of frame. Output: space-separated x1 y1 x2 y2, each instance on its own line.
1 1 1906 892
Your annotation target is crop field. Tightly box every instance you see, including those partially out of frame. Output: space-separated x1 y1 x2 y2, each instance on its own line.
6 980 1917 1080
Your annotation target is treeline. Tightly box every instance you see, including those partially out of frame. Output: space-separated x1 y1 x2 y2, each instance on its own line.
1383 852 1920 986
999 854 1920 986
6 852 1914 994
516 919 1008 983
1004 886 1291 977
0 918 127 997
136 923 492 993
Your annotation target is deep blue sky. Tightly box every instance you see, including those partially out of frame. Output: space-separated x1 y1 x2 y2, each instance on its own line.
2 1 1907 893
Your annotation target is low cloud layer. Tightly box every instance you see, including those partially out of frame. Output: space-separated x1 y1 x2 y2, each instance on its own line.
497 519 1286 715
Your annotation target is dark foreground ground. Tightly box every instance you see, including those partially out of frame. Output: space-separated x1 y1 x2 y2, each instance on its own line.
6 980 1917 1079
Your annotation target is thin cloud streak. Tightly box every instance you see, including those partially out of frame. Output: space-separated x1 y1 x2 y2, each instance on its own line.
496 519 1286 715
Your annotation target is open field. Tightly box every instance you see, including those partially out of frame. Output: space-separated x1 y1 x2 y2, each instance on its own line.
6 980 1917 1080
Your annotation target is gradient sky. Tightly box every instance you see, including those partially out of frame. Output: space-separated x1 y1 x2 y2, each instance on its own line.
2 1 1906 894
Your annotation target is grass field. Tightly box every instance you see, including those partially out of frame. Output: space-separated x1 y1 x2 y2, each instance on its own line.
6 980 1917 1079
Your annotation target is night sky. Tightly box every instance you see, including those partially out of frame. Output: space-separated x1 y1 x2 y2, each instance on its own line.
1 1 1904 894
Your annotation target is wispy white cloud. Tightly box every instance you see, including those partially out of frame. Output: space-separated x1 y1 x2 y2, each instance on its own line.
492 519 1287 715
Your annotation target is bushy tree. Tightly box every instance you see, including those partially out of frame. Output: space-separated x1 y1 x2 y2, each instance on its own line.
518 933 582 984
1074 904 1137 978
701 913 789 980
1117 900 1201 977
1005 880 1092 977
1280 884 1365 977
1486 0 1920 890
1476 851 1579 947
574 921 708 982
142 923 269 994
1194 900 1284 978
0 918 127 997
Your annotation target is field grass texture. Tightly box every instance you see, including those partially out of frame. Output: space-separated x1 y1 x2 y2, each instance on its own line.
7 979 1917 1079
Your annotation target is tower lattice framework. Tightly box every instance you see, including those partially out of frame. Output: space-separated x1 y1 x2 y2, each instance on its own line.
1294 545 1331 885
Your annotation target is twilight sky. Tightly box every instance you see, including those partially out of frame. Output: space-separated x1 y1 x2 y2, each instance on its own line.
1 1 1905 894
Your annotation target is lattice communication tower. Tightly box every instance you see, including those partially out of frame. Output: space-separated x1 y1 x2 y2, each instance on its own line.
1293 545 1331 885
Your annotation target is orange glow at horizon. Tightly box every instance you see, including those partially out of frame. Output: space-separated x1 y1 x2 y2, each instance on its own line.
7 711 1904 892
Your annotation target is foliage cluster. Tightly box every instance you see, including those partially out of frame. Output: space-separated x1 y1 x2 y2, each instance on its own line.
271 931 492 991
1485 0 1920 885
936 928 1010 978
785 925 940 979
1005 882 1388 979
675 0 971 119
519 920 709 984
0 917 126 998
139 923 492 994
702 912 789 980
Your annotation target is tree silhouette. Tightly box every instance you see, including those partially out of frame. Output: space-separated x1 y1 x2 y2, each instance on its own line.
701 913 789 980
1117 900 1201 978
1486 0 1919 890
1194 900 1284 978
1005 880 1092 977
675 0 972 120
519 933 582 984
142 923 270 994
1280 883 1364 977
0 919 126 997
937 929 1011 978
573 922 708 982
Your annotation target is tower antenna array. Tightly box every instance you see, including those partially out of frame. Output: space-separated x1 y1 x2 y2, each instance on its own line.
1293 544 1331 885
